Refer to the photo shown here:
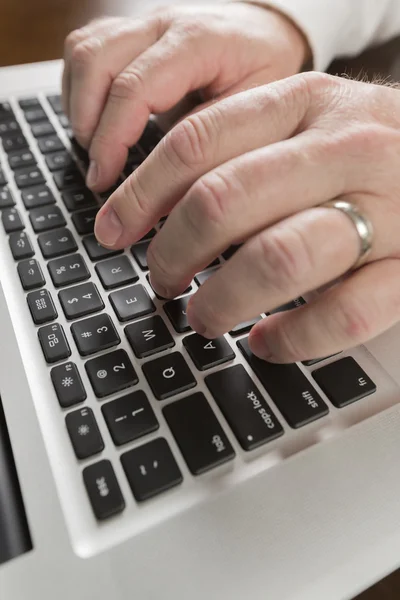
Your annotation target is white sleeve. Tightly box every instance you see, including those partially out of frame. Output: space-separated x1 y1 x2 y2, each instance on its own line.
239 0 400 71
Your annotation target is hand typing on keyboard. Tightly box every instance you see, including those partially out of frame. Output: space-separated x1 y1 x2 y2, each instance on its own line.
64 5 400 365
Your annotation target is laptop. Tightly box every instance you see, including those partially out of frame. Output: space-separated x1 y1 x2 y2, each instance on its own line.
1 58 400 600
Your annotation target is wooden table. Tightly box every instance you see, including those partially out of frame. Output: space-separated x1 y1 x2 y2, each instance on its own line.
1 1 400 598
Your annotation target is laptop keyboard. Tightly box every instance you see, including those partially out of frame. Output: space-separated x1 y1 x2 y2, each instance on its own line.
0 93 380 524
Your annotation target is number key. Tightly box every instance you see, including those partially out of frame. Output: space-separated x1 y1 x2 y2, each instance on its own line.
30 206 66 232
59 282 104 320
85 349 138 398
48 254 89 287
38 228 77 259
71 313 120 356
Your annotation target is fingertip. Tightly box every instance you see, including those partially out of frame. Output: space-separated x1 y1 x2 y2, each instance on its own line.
94 203 123 248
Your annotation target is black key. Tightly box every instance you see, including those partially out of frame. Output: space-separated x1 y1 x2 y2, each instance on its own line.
14 165 45 188
0 120 20 137
27 289 57 324
31 121 55 137
229 316 262 336
24 108 47 123
1 133 28 153
0 169 6 186
83 234 123 261
51 361 87 408
48 254 90 287
96 255 138 290
46 94 63 114
30 206 66 232
238 338 329 428
110 284 155 322
142 352 196 400
18 97 40 110
131 241 150 270
121 438 182 502
38 228 77 259
8 149 36 170
38 323 70 363
37 135 64 154
146 274 192 300
194 267 219 286
72 207 98 234
83 460 125 520
164 296 191 333
85 349 138 398
183 334 234 370
102 391 159 446
0 187 15 208
2 208 24 232
222 245 241 260
53 167 84 190
9 231 34 260
59 282 104 320
62 188 96 212
0 102 14 121
312 357 376 408
45 151 73 171
125 315 175 358
71 313 120 356
17 258 45 290
21 185 55 209
270 297 306 314
206 365 284 451
58 114 70 128
66 407 104 459
137 120 164 155
163 393 235 474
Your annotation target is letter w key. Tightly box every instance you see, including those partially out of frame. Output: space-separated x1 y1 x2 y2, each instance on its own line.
125 315 175 358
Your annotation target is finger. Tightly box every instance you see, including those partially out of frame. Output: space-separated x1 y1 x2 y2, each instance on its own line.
185 205 361 338
94 75 314 247
65 16 167 149
248 258 400 363
87 26 242 192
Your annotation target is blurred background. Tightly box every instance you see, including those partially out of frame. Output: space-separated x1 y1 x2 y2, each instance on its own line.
0 0 400 598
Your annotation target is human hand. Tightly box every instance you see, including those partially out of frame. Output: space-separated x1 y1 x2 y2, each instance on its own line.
62 2 309 191
94 72 400 363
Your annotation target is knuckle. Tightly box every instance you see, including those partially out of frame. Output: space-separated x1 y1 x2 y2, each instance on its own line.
110 70 144 101
186 171 233 232
65 28 86 53
70 37 103 67
124 171 152 222
164 112 216 170
172 18 206 40
255 226 314 292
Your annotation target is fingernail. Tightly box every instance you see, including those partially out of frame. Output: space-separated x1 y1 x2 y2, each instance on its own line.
86 160 98 188
187 303 206 336
249 331 274 361
95 205 123 247
149 274 169 299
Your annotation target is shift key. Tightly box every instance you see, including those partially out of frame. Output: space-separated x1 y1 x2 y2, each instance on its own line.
238 338 329 428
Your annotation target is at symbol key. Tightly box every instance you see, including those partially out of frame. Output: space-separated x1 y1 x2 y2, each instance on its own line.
85 349 138 397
